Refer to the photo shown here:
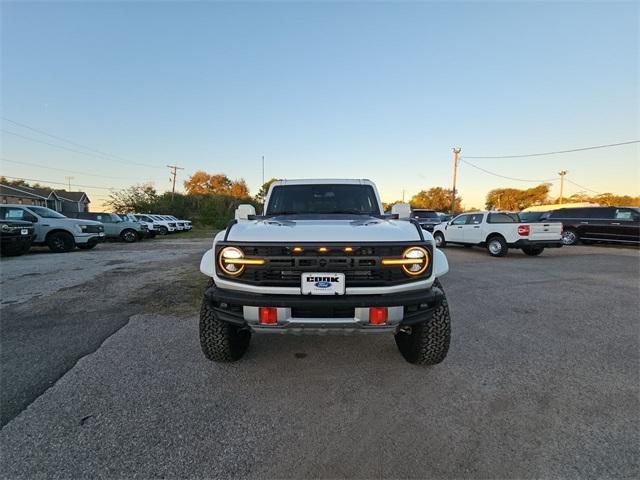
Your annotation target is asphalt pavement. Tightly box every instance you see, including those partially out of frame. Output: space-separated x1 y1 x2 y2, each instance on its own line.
0 241 638 479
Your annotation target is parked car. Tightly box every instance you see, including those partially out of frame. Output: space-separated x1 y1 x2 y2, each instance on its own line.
119 213 156 238
198 179 451 365
70 212 145 242
525 206 640 246
433 211 563 257
438 213 454 223
0 204 105 252
0 219 35 256
411 209 442 232
145 215 177 234
158 215 185 231
165 215 192 231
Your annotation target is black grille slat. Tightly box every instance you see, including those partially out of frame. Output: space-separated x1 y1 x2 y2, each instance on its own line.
291 306 355 318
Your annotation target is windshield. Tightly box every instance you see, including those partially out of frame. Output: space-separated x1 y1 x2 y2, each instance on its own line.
518 212 544 222
27 206 66 219
412 210 439 219
266 184 380 215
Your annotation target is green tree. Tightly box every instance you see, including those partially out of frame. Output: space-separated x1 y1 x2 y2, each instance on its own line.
254 178 278 205
485 183 551 211
105 184 158 213
410 187 461 213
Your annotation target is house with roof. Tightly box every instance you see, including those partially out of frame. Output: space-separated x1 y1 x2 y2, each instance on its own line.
0 183 91 213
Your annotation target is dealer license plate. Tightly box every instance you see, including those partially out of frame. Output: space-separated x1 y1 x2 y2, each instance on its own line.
301 272 345 295
21 229 29 235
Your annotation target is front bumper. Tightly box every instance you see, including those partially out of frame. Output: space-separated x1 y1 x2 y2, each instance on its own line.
75 233 106 245
511 239 563 248
205 283 443 333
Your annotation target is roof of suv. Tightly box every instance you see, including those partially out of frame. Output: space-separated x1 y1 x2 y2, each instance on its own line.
272 179 373 186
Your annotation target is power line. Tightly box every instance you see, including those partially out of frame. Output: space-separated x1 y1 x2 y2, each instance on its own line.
1 126 164 169
463 140 639 159
564 178 603 195
1 157 145 181
459 158 557 183
0 175 116 191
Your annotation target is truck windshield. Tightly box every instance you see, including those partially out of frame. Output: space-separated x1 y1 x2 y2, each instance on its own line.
26 206 66 219
266 184 380 215
413 211 439 219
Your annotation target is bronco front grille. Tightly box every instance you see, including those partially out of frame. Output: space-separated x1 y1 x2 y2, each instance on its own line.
216 243 432 287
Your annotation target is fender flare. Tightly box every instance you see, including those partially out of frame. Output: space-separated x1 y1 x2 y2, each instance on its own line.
433 248 449 277
200 248 215 277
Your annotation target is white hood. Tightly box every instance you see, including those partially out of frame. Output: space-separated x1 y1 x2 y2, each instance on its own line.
226 217 423 243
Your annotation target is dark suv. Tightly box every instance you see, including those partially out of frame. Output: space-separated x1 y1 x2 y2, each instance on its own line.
531 207 640 245
411 209 442 232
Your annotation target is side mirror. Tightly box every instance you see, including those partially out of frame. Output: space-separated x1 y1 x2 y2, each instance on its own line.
235 204 256 221
391 203 411 219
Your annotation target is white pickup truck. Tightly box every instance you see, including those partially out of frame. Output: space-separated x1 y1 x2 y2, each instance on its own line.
199 179 451 366
433 211 563 257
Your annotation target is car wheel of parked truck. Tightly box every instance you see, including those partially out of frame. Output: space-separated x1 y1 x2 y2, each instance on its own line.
434 232 445 248
394 279 451 365
562 228 578 245
487 235 508 257
46 231 75 253
120 229 138 243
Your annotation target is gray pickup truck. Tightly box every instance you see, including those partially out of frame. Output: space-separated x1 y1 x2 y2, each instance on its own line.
0 204 105 252
71 212 146 242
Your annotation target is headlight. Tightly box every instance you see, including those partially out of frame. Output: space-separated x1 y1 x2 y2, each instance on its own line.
381 246 429 276
217 246 265 276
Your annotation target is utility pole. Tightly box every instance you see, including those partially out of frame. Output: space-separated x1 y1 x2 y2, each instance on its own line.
64 176 74 190
558 170 567 204
262 155 265 186
402 189 405 202
451 147 462 213
167 165 184 198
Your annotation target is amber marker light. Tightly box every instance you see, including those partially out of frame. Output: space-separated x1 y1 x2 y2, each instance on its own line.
292 247 304 253
344 247 353 253
318 247 328 253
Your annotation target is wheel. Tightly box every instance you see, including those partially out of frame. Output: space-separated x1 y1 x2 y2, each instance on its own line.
158 226 168 235
486 235 508 257
562 228 579 245
434 232 446 248
46 231 75 253
394 279 451 365
522 246 544 256
200 294 251 362
77 243 97 250
120 229 138 243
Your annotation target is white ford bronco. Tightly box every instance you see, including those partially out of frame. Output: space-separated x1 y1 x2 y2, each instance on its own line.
199 179 451 365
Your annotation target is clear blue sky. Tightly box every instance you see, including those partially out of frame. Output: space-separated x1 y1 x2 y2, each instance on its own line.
1 1 638 208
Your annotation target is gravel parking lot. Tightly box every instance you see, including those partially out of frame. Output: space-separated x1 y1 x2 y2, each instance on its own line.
1 240 638 479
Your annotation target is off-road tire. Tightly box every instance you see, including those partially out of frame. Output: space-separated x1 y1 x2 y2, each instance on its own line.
434 232 446 248
120 229 138 243
394 279 451 365
77 243 97 250
200 295 251 362
486 235 508 257
158 226 168 235
562 228 579 246
522 246 544 256
46 231 75 253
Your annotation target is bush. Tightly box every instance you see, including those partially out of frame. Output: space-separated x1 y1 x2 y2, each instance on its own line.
140 193 259 229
